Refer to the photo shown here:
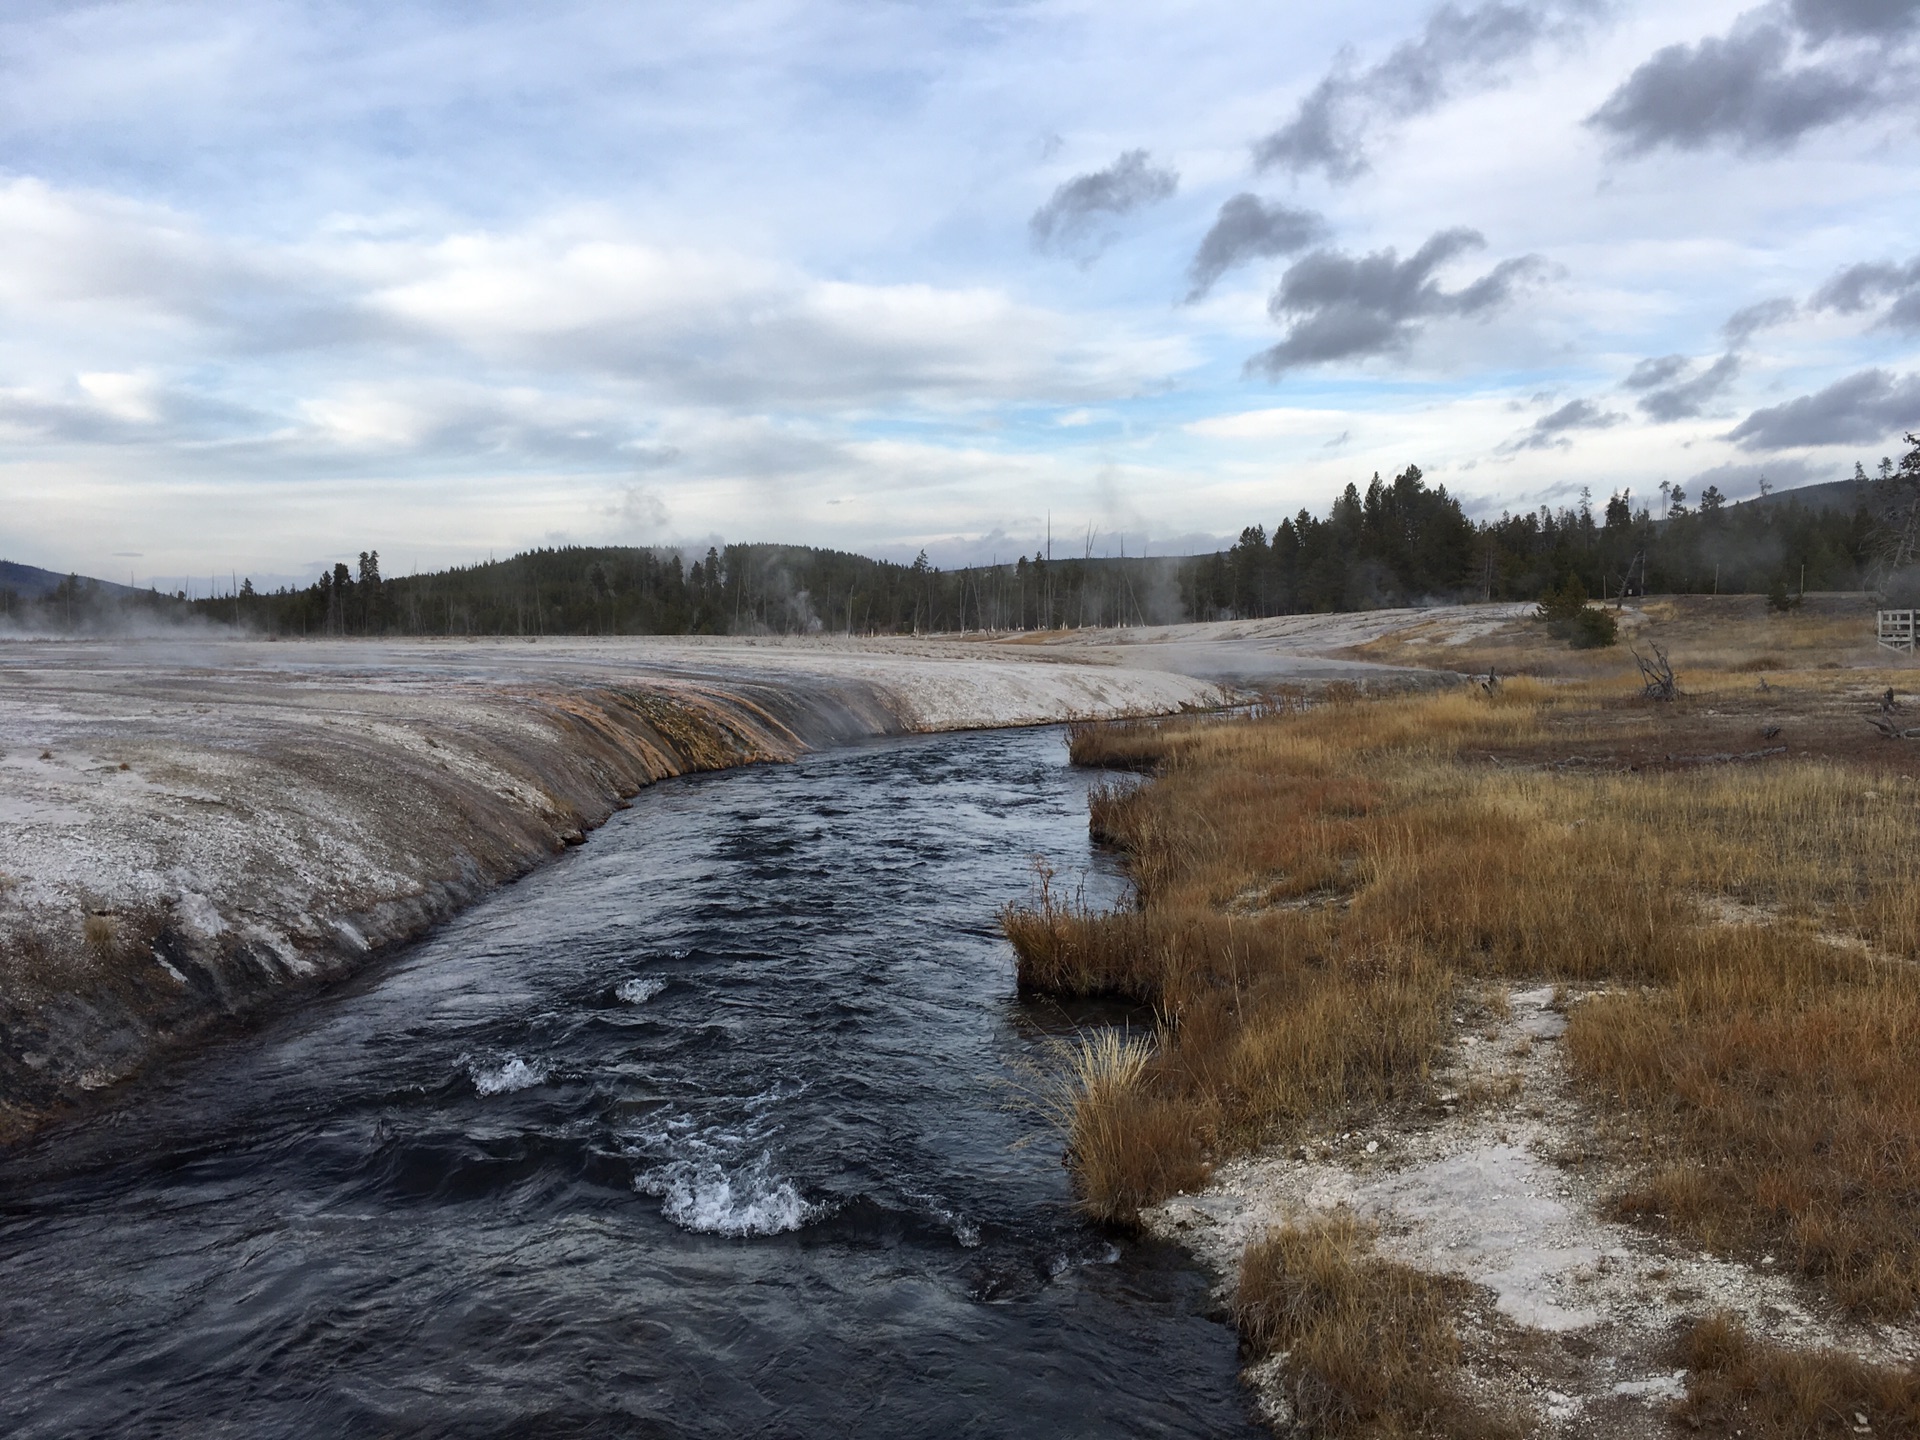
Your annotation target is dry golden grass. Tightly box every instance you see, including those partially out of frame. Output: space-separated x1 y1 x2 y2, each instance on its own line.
1042 1029 1211 1223
1572 947 1920 1316
1235 1214 1523 1438
1348 594 1883 679
1066 716 1181 770
81 913 118 956
1674 1312 1920 1437
1007 648 1920 1315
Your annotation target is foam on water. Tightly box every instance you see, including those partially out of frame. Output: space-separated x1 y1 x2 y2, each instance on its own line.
614 975 667 1004
905 1188 982 1248
464 1053 548 1095
642 1152 820 1236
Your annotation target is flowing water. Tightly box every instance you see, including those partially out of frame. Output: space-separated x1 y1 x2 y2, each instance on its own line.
0 727 1257 1438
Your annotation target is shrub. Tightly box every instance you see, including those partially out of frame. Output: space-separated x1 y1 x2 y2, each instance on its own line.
1567 605 1618 648
1537 575 1617 648
1536 574 1589 625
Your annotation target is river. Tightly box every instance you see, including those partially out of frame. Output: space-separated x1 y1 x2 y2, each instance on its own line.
0 726 1256 1438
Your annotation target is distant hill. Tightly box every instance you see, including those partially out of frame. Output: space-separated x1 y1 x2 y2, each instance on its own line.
0 560 141 600
1738 476 1870 515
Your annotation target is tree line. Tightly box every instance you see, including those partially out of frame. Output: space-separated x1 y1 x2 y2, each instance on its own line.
192 541 1192 637
210 463 1883 641
1185 461 1885 621
15 441 1912 638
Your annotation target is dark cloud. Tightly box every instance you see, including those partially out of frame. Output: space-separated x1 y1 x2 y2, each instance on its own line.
1507 397 1626 450
1724 367 1920 448
1255 76 1363 182
1248 228 1546 375
1789 0 1920 42
1253 2 1562 182
1029 149 1178 256
1639 352 1743 421
1589 14 1885 156
1625 354 1691 389
1811 254 1920 330
1184 194 1327 302
1723 296 1798 344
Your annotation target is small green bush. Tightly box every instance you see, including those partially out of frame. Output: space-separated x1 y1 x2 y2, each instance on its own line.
1537 576 1618 649
1568 606 1618 648
1537 575 1589 626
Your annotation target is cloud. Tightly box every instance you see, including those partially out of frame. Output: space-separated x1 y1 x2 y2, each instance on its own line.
1253 2 1573 182
0 176 1201 447
1248 228 1546 376
1507 396 1625 450
1724 367 1920 448
1811 254 1920 330
0 176 378 352
377 236 1192 407
1588 13 1890 156
1789 0 1920 42
1184 194 1326 302
0 373 264 446
1637 352 1743 420
1723 296 1799 344
1625 354 1691 389
1028 149 1178 257
1624 304 1785 424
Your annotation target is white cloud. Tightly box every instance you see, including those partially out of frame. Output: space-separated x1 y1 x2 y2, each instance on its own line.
0 0 1916 579
74 372 162 423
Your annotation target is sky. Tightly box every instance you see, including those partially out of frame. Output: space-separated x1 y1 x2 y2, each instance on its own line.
1 0 1918 589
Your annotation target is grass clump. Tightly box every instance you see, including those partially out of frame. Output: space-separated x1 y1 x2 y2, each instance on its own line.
82 913 119 956
1066 717 1176 771
1674 1312 1920 1437
1046 1030 1210 1224
1009 665 1920 1316
1235 1214 1522 1438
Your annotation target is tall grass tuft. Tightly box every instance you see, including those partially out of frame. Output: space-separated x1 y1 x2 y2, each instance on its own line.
1047 1030 1210 1224
1235 1214 1523 1438
81 913 119 959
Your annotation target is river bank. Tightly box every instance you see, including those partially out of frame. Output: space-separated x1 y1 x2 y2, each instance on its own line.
1015 599 1920 1436
0 632 1245 1141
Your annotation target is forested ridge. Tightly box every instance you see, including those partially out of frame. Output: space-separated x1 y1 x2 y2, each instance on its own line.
10 443 1916 637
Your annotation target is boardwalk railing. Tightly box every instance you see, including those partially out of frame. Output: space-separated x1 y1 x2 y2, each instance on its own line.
1880 609 1917 653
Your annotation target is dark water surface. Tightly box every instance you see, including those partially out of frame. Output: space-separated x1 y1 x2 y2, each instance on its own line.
0 727 1256 1438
